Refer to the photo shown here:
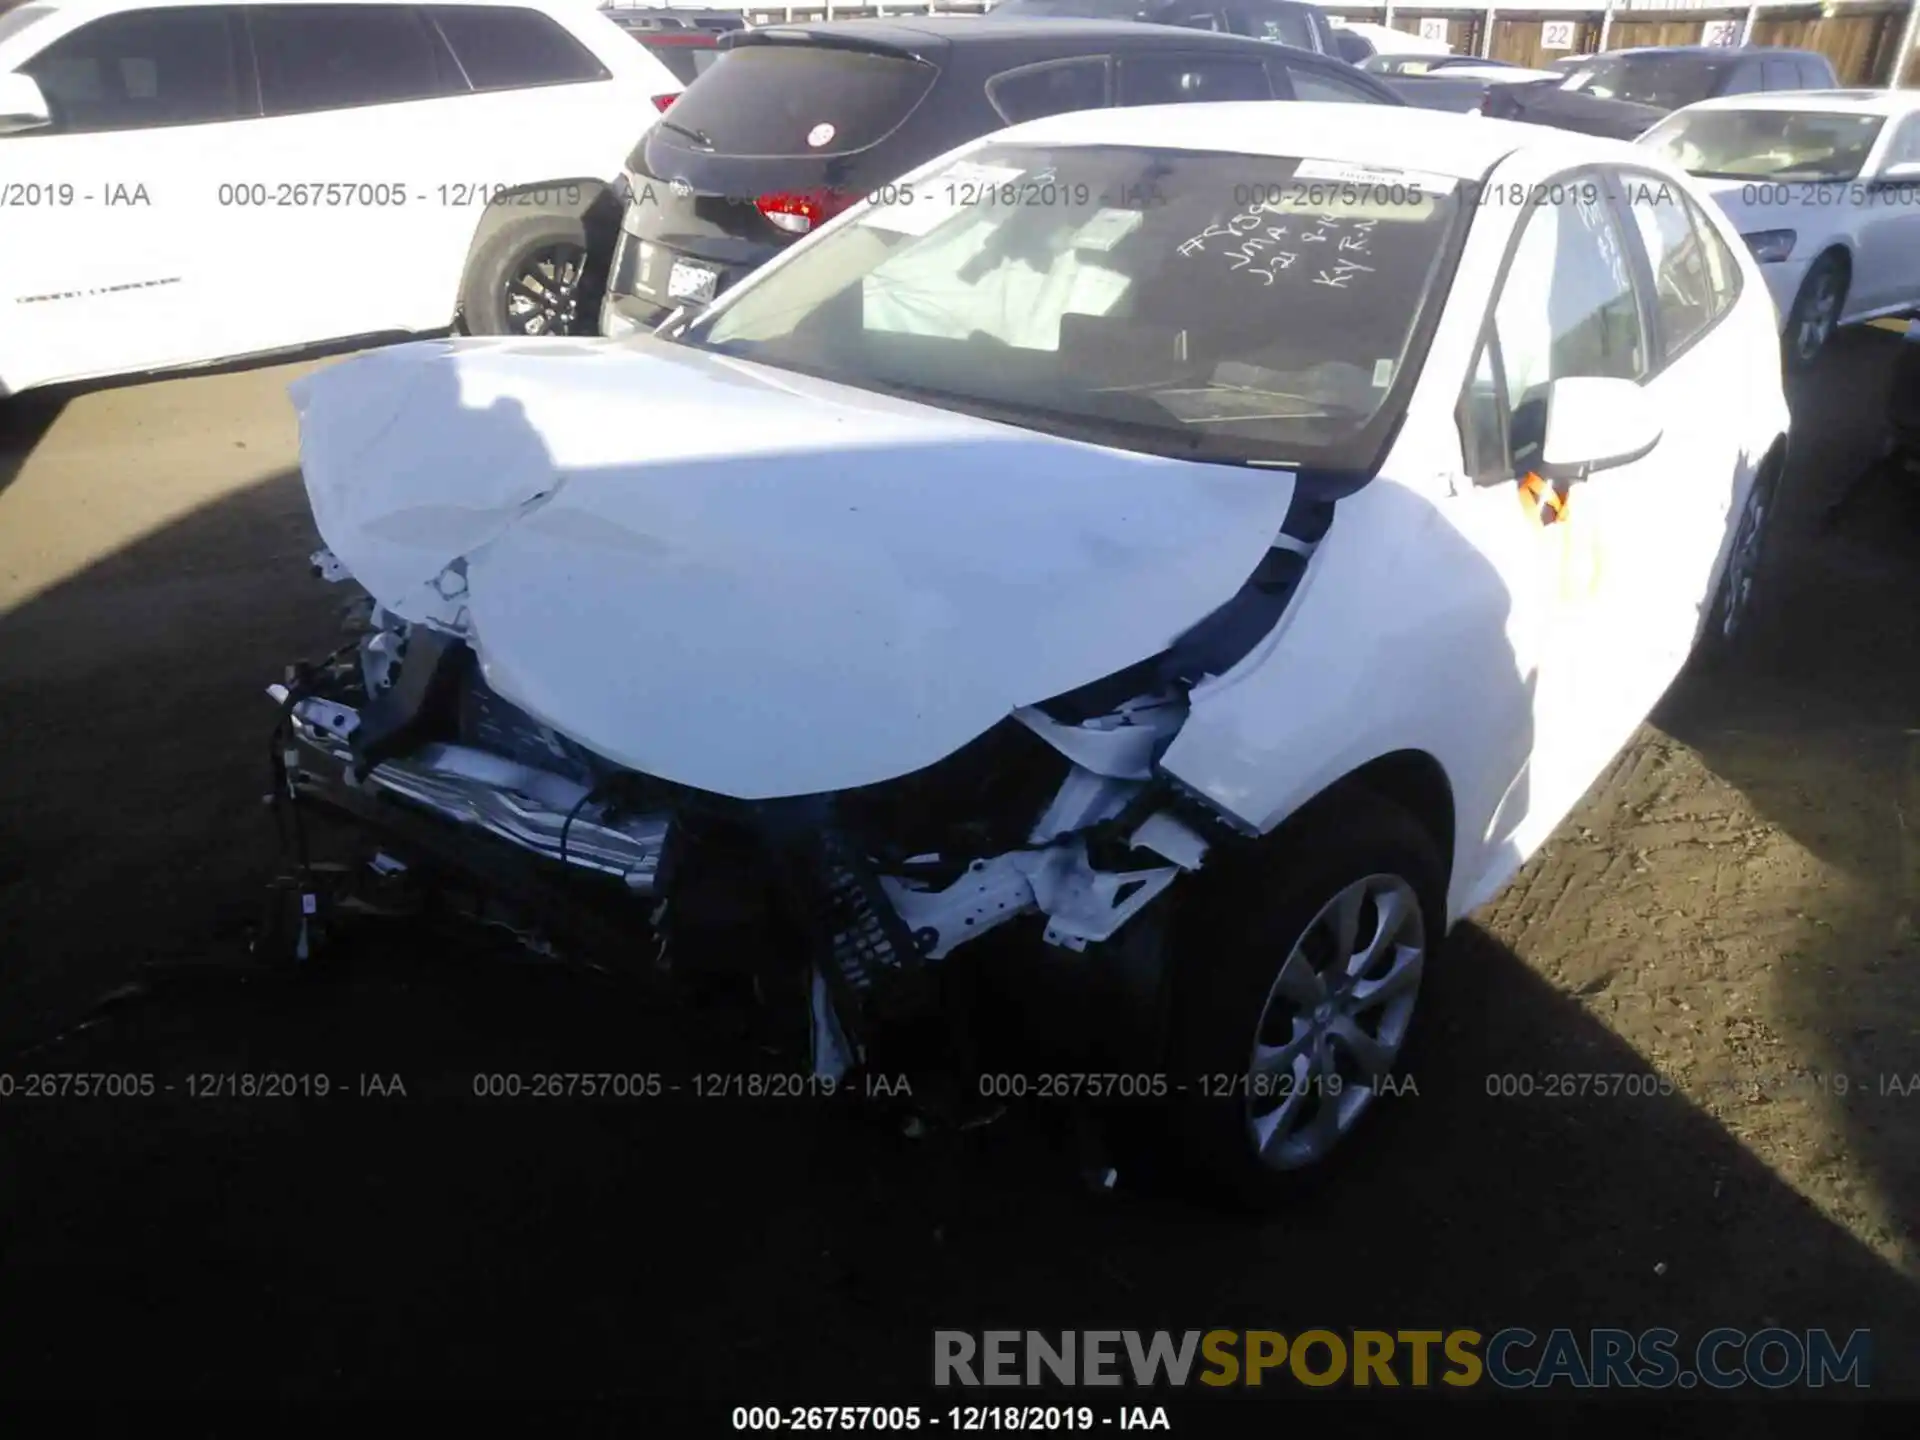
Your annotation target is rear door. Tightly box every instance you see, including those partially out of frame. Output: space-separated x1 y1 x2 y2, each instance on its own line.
230 2 471 347
2 4 254 389
1611 166 1752 653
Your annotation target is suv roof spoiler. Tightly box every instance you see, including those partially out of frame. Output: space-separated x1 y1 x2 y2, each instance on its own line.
721 27 935 63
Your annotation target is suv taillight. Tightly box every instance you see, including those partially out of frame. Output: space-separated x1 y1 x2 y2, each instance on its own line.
755 190 854 237
652 93 678 112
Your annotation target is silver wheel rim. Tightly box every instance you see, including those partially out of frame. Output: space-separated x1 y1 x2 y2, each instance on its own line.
1793 270 1840 363
1245 873 1426 1172
505 245 587 336
1720 475 1769 641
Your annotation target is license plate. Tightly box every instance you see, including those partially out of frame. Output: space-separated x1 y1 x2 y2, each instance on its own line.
667 258 718 304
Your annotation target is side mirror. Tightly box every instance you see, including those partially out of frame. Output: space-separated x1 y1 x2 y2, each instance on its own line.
0 72 51 136
1537 375 1662 481
1873 160 1920 187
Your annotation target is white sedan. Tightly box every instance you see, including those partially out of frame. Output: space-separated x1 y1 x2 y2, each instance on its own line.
279 103 1789 1205
1639 89 1920 369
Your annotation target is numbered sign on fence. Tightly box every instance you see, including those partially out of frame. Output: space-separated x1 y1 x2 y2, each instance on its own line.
1418 17 1449 42
1541 20 1576 51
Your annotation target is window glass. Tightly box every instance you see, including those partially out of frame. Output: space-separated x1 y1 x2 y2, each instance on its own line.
1623 178 1720 356
253 4 457 116
637 36 719 85
988 59 1107 124
1285 65 1387 103
1884 115 1920 167
1681 190 1741 318
1761 59 1799 91
1717 60 1763 96
1116 56 1271 106
18 6 240 133
431 5 608 90
1493 185 1646 473
1641 107 1884 182
1459 332 1507 482
1249 9 1315 47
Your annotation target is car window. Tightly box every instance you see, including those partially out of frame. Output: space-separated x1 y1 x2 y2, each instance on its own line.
1282 64 1387 103
1168 8 1226 31
987 57 1109 124
637 36 719 85
645 43 936 158
1487 181 1647 476
1884 115 1920 167
1620 178 1716 358
252 4 460 115
1116 55 1272 106
1718 59 1763 96
1247 6 1316 48
429 5 608 90
1680 190 1741 320
17 6 242 133
1761 58 1798 91
1640 107 1885 183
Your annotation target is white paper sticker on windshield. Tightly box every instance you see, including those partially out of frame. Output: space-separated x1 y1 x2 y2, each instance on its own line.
807 122 836 148
858 160 1026 236
1071 208 1143 252
1292 159 1458 196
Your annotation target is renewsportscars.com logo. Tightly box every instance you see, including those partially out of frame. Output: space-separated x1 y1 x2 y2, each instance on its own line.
933 1329 1872 1390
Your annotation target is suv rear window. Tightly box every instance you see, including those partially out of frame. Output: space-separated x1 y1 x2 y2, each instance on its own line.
639 35 722 85
431 5 609 90
652 42 936 158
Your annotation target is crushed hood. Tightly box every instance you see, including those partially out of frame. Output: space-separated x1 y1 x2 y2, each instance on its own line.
290 337 1295 800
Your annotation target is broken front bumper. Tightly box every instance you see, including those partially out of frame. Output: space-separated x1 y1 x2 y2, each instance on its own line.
275 690 672 895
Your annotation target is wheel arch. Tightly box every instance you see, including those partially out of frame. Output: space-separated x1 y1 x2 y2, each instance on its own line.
452 178 622 324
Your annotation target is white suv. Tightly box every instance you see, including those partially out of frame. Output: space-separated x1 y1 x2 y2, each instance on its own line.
0 0 681 397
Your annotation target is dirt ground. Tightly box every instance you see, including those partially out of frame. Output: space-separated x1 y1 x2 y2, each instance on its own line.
1 330 1918 1427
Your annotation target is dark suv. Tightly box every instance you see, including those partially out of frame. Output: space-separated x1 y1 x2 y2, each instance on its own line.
989 0 1339 54
1483 45 1840 141
601 16 1397 334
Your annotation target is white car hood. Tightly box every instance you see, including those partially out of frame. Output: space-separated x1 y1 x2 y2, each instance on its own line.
290 337 1295 800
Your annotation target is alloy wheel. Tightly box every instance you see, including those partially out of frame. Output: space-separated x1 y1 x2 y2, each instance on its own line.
1244 873 1426 1171
504 244 589 337
1792 269 1842 365
1719 472 1771 642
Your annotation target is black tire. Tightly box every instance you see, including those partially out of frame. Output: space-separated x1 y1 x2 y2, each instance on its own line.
458 212 601 338
1693 453 1782 670
1782 252 1848 373
1124 786 1446 1211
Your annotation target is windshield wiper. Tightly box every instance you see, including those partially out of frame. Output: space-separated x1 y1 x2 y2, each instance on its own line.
656 117 714 150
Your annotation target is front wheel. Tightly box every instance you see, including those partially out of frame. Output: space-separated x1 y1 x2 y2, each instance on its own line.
1693 456 1781 669
1132 788 1446 1209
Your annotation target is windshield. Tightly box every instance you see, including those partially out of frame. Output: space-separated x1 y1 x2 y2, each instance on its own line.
1640 108 1887 182
1561 53 1726 110
680 144 1467 469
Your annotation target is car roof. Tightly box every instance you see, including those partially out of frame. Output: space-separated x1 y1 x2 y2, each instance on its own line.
994 100 1638 178
737 15 1338 56
1596 45 1826 60
1673 87 1920 117
12 0 592 18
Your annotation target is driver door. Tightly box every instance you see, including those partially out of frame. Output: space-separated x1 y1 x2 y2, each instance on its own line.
1456 174 1675 835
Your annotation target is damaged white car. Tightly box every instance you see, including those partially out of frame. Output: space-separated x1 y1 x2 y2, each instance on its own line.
271 104 1790 1205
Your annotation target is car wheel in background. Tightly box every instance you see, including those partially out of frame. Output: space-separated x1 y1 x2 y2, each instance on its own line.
1132 787 1445 1210
460 213 602 338
1783 251 1848 372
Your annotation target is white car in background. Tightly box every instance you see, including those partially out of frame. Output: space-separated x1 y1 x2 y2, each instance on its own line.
1639 88 1920 369
0 0 681 399
277 104 1788 1204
